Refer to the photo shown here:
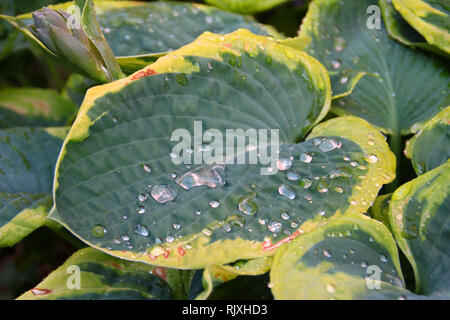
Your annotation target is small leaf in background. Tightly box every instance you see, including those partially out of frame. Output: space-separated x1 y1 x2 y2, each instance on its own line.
379 0 449 58
204 0 289 14
390 0 450 56
404 107 450 176
300 0 449 135
0 127 67 247
270 214 415 300
389 161 450 297
0 88 77 128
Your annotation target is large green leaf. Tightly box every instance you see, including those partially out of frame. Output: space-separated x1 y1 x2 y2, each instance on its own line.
300 0 449 136
391 0 450 56
389 161 450 297
50 30 395 269
0 127 67 247
0 88 77 128
204 0 289 14
17 247 191 299
379 0 449 58
404 107 449 176
270 214 414 300
3 1 281 73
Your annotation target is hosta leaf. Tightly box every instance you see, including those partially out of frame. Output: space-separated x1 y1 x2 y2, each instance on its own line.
204 0 289 14
4 1 281 73
51 29 394 269
196 256 273 299
270 214 413 300
369 193 393 232
0 88 77 128
300 0 449 136
391 0 450 56
207 274 273 300
0 127 67 247
379 0 448 57
0 193 52 247
404 107 449 176
17 247 176 299
389 161 450 297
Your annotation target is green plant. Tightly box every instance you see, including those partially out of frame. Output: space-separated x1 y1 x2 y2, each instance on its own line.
0 0 448 300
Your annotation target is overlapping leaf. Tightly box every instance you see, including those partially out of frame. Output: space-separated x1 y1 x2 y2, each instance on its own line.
404 107 449 175
0 88 77 128
380 0 449 57
50 29 395 269
300 0 449 136
204 0 289 14
0 127 67 247
17 247 191 299
390 0 450 56
389 161 450 297
270 214 414 300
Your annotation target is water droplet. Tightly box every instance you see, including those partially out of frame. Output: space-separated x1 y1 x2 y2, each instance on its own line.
173 223 181 230
138 193 148 202
205 16 213 24
166 235 174 243
258 218 267 225
323 249 332 258
277 158 293 171
137 206 146 214
300 152 312 163
287 170 301 181
281 212 290 220
340 76 349 84
134 224 149 237
319 139 341 152
326 283 336 293
291 222 299 228
268 221 282 233
361 261 368 268
142 164 152 173
364 153 378 163
238 193 258 216
176 164 225 189
300 178 312 189
151 184 178 203
121 234 130 241
332 59 341 69
304 193 313 201
91 225 106 238
349 248 356 254
380 255 388 263
317 181 329 193
195 210 202 215
209 199 220 208
278 184 296 200
317 210 326 217
202 227 213 236
334 37 347 52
